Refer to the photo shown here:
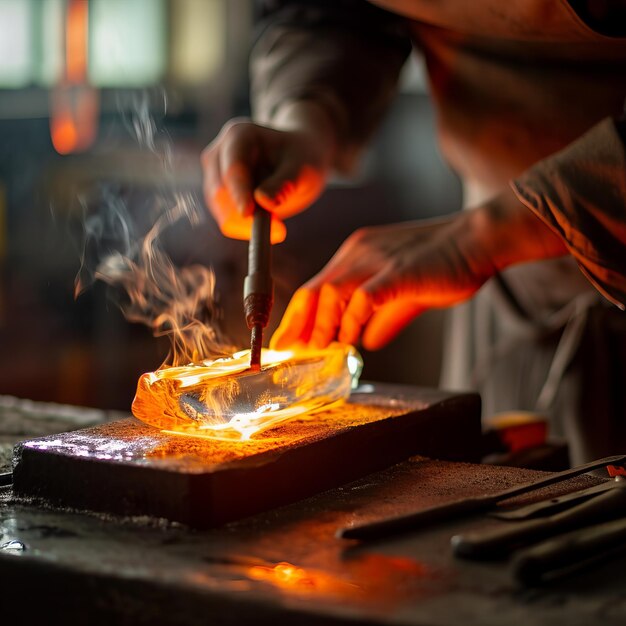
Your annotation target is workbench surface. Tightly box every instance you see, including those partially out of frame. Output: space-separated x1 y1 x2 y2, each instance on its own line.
1 398 624 626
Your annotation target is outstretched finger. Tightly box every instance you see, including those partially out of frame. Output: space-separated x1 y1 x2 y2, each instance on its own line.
362 299 425 351
338 288 375 347
338 264 403 348
309 283 346 348
270 288 319 350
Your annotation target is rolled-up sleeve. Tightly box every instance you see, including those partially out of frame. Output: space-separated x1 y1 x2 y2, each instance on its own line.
251 0 412 172
511 117 626 309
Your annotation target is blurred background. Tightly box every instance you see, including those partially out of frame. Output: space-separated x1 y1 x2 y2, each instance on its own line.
0 0 461 411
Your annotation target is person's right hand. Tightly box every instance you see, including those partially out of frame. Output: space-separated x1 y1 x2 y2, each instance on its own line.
270 190 569 351
201 115 335 243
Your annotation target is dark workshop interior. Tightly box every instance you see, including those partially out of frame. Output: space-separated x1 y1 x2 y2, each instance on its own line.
1 1 626 625
0 0 460 412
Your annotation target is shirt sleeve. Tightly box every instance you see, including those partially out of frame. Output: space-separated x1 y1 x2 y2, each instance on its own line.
511 116 626 310
250 0 412 172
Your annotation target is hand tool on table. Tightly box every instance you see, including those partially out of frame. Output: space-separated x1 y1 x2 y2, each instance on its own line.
491 480 618 521
337 454 626 541
496 463 626 521
451 478 626 559
512 515 626 586
243 205 274 370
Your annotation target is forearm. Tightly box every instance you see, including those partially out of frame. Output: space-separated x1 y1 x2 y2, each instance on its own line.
472 191 568 273
250 0 411 173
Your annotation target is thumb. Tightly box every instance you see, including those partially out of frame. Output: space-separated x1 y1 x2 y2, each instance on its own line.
358 267 426 349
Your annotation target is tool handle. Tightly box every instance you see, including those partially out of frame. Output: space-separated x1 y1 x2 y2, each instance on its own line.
512 516 626 586
338 496 493 541
337 454 626 542
244 206 273 329
452 484 626 560
248 207 272 282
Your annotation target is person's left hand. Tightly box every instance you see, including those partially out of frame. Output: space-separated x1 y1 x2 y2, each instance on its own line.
270 195 568 351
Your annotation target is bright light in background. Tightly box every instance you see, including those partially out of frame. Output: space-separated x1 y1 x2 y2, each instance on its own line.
0 0 33 87
90 0 166 87
66 0 88 82
50 0 99 155
0 0 229 90
171 0 226 85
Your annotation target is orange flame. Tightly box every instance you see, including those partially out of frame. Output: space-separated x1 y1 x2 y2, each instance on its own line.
132 344 362 441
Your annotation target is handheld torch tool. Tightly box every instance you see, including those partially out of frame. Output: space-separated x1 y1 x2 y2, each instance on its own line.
244 205 274 370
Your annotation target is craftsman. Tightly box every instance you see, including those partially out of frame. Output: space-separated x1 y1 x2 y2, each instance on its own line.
201 1 626 463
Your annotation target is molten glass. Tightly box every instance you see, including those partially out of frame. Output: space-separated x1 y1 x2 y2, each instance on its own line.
132 343 362 441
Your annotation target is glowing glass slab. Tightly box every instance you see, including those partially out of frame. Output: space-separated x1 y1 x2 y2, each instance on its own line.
132 343 362 441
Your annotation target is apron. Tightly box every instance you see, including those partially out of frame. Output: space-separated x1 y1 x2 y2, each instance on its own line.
371 1 626 462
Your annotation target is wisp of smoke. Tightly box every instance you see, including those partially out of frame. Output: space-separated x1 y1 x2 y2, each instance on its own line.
75 92 233 367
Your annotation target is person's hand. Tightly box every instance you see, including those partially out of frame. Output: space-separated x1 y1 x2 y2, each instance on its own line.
201 104 337 243
271 215 481 351
271 192 568 351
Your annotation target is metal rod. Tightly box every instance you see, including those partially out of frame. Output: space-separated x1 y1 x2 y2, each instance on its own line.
244 206 273 370
249 323 263 371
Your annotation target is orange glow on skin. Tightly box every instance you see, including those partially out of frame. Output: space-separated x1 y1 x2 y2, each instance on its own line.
213 187 287 244
210 165 325 243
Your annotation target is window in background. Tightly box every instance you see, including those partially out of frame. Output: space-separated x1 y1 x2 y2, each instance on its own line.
170 0 226 85
38 0 64 85
89 0 166 87
0 0 228 90
0 0 33 87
